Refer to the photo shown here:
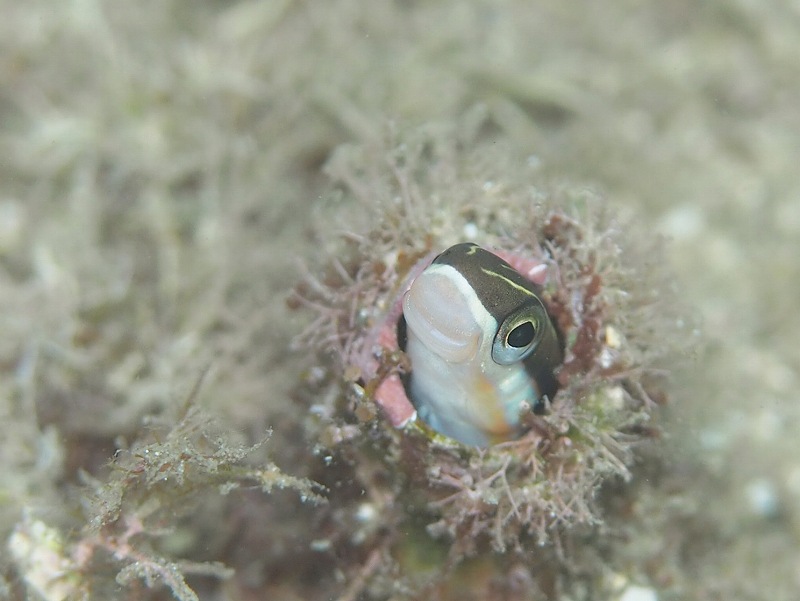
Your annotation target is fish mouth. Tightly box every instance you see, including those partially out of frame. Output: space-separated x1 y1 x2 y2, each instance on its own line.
402 269 482 363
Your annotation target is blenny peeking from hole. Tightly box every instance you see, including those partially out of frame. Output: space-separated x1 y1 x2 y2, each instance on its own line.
291 123 680 560
397 243 563 446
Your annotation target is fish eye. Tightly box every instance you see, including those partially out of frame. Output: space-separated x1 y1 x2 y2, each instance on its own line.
507 321 535 348
492 315 542 365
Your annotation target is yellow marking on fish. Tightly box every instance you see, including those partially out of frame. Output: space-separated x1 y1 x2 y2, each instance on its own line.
470 370 515 437
479 266 537 297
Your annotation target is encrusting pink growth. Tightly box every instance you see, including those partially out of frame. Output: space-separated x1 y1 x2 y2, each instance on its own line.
493 250 549 286
373 374 414 426
346 251 436 427
373 316 415 426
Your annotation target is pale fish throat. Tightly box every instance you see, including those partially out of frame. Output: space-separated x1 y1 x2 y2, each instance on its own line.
398 243 563 447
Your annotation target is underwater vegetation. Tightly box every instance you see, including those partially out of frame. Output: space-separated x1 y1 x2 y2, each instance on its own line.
7 380 324 601
2 117 686 601
0 0 798 596
289 122 685 598
5 0 800 598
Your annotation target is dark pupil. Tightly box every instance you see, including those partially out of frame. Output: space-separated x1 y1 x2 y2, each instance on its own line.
507 321 535 348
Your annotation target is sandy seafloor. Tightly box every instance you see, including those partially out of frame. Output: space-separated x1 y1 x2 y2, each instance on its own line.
1 1 799 600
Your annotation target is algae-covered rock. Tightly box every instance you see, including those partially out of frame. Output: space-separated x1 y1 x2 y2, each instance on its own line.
292 120 687 597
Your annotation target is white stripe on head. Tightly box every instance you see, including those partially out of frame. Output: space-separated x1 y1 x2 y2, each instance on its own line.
402 263 496 363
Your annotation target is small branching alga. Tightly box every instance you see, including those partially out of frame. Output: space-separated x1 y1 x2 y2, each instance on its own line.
9 391 325 601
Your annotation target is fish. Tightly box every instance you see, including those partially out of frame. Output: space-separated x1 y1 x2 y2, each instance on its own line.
397 243 563 446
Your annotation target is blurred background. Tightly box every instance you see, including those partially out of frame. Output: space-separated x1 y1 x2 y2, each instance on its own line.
1 1 798 599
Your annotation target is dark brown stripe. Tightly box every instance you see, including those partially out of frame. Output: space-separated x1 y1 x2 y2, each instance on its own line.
432 243 543 322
